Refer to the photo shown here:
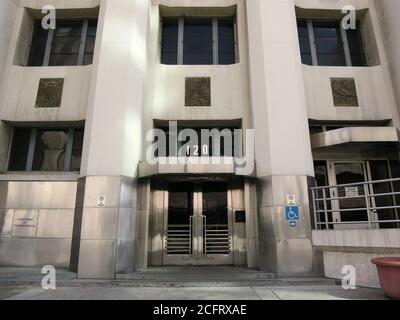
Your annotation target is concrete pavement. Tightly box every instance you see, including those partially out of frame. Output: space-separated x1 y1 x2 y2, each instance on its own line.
0 267 390 300
0 283 389 300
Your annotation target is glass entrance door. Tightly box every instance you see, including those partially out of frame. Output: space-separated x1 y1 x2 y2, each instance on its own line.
329 162 377 229
163 182 233 265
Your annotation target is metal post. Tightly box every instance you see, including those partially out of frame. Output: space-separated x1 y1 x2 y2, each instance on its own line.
311 189 318 230
78 19 89 66
212 19 219 65
177 19 184 65
364 183 372 229
322 188 329 229
307 20 318 66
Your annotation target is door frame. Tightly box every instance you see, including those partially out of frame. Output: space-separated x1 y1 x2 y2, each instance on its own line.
327 160 378 229
162 181 234 266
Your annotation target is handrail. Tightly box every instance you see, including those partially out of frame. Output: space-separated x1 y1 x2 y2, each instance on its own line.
311 177 400 230
311 177 400 190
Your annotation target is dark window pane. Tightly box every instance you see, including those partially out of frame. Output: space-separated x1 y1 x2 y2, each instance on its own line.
183 19 213 65
370 161 396 228
83 54 94 65
50 37 81 54
32 130 68 171
49 20 83 66
161 19 178 65
309 126 323 134
72 129 84 150
84 37 96 54
54 20 83 37
297 20 309 37
218 19 235 65
301 54 313 65
28 19 98 67
335 163 368 222
313 21 346 66
346 22 367 67
28 21 49 66
87 20 98 37
317 54 346 66
49 54 80 66
8 129 31 171
70 129 84 172
83 20 98 65
297 20 312 65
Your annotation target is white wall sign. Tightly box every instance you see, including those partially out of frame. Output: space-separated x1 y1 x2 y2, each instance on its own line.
286 194 297 206
345 187 359 198
97 195 106 207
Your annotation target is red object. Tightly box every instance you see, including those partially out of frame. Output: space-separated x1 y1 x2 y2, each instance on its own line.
372 257 400 299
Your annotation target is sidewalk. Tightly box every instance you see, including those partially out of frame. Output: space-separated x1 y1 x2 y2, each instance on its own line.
0 267 390 300
0 283 389 300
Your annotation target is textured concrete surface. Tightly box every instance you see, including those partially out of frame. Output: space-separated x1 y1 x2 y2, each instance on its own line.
0 267 391 300
0 284 389 300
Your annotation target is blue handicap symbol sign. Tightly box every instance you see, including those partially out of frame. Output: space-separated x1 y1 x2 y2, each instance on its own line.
285 206 299 221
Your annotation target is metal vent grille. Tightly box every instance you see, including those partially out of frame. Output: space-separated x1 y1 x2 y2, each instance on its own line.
204 225 231 254
165 225 191 255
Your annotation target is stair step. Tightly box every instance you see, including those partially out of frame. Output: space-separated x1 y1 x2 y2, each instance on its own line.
116 272 277 281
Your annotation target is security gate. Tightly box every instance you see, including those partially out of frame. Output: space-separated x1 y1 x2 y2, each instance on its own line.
163 182 233 265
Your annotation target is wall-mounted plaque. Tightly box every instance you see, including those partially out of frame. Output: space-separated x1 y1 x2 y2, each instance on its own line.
185 77 211 107
35 78 64 108
331 78 359 107
12 210 39 237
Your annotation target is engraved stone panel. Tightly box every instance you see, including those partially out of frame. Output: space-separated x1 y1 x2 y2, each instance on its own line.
331 78 359 107
185 77 211 107
35 78 64 108
12 210 39 237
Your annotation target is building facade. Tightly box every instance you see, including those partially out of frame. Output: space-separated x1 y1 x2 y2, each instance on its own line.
0 0 399 287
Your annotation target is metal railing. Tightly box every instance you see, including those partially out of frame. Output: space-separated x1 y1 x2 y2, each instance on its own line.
311 177 400 230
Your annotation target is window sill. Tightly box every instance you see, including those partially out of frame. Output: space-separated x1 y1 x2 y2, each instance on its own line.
159 63 240 67
0 172 80 182
301 64 372 68
12 64 93 68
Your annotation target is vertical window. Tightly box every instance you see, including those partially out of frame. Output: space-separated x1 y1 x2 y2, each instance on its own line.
7 128 84 172
297 19 367 67
297 20 312 65
183 19 213 65
313 21 346 66
346 21 367 67
49 20 83 66
28 19 98 67
160 19 179 65
161 18 236 65
83 20 98 65
71 129 84 172
28 21 49 66
8 129 32 171
218 19 236 65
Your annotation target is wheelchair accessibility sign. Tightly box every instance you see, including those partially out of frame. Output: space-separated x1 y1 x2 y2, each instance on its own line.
285 206 300 227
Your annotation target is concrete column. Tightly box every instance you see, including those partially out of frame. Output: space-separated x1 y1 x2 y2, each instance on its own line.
71 0 150 279
245 0 315 276
374 0 400 118
244 179 259 269
134 180 151 270
0 0 17 86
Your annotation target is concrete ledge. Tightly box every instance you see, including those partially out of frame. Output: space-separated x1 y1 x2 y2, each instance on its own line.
312 229 400 249
138 157 256 177
311 127 399 149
